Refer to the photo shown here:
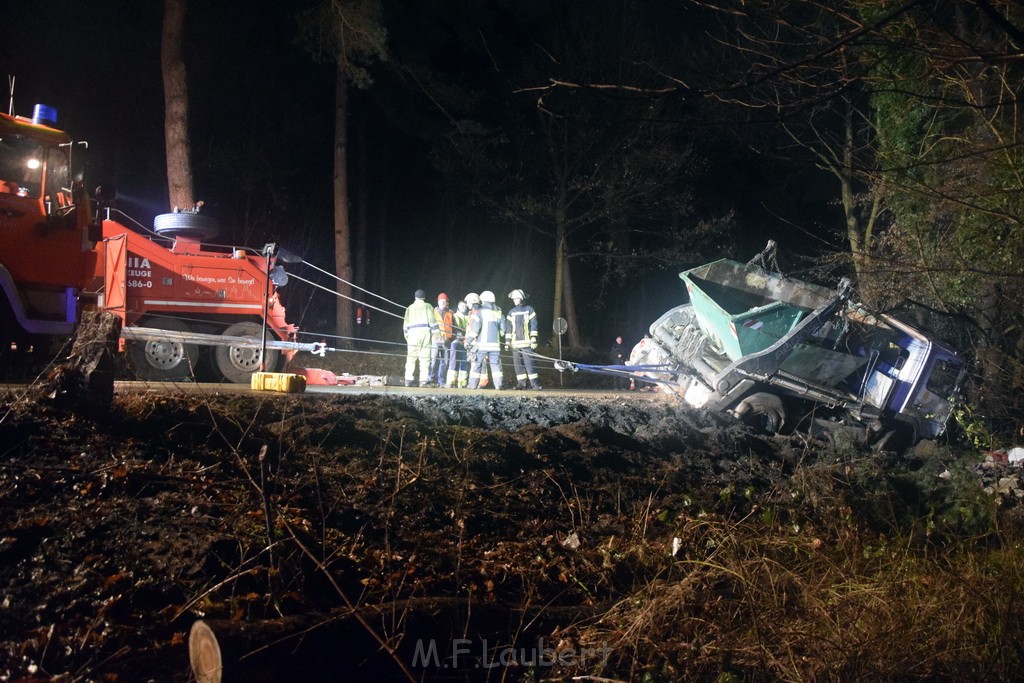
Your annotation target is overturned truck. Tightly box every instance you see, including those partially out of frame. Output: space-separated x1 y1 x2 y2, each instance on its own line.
629 243 964 447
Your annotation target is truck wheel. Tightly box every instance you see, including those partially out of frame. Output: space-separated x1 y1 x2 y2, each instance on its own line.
735 392 785 434
214 321 279 384
872 422 918 453
128 317 197 381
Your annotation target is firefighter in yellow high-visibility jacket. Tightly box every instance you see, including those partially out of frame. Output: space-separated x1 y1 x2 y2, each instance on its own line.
446 297 472 388
403 289 438 387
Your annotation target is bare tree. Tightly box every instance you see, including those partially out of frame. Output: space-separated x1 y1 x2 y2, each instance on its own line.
673 1 895 300
525 90 697 346
679 1 1024 302
298 0 387 341
432 0 701 346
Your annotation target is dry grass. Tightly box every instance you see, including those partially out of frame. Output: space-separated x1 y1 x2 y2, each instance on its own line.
559 514 1024 681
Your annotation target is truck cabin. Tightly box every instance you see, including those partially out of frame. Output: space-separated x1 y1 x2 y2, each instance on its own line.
838 312 963 434
0 109 73 218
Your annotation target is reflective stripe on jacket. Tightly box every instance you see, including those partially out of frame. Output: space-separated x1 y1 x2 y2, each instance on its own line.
404 300 438 336
506 305 538 348
467 304 505 351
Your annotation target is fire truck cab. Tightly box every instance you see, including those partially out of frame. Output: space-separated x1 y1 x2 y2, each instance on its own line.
0 104 97 341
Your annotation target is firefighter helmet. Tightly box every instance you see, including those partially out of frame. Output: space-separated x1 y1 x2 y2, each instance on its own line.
465 292 481 305
508 289 526 301
480 290 496 304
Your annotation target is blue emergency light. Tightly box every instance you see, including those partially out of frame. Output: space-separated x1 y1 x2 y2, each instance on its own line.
32 104 57 126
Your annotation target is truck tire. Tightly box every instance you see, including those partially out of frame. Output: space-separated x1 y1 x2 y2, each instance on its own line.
872 421 919 453
128 317 198 381
153 212 221 242
214 321 280 384
735 392 786 434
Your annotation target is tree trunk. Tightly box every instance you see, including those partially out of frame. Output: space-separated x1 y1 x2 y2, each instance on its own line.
552 234 582 349
377 131 390 295
354 105 369 338
334 63 354 345
355 105 368 295
840 105 867 290
553 233 565 337
837 101 885 307
161 0 193 212
562 254 581 347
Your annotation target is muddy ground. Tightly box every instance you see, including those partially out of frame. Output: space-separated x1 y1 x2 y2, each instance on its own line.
1 381 1022 681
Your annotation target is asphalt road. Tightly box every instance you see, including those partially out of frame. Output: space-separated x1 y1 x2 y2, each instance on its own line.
103 380 672 401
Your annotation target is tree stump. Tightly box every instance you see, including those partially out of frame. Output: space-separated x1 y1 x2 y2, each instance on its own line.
189 620 223 683
41 310 121 413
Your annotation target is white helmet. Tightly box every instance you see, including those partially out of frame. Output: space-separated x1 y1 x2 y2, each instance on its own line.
465 292 481 305
508 289 525 301
480 290 496 304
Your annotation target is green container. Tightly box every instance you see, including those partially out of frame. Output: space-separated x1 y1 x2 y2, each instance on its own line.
681 259 836 362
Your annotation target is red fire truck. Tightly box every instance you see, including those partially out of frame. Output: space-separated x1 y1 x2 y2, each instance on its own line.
0 103 316 382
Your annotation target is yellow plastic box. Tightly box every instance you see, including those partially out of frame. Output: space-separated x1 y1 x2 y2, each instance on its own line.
250 372 307 393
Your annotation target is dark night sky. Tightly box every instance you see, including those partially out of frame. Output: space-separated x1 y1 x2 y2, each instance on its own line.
2 2 331 222
0 1 841 349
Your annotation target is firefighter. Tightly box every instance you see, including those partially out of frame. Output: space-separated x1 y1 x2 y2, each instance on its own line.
446 298 471 388
431 293 455 386
462 293 483 387
609 335 631 389
466 290 505 389
506 289 542 390
403 289 438 387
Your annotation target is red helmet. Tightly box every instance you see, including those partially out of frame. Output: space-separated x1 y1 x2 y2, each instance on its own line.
438 292 449 301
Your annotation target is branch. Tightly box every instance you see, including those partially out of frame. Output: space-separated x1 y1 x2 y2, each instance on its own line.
515 77 685 98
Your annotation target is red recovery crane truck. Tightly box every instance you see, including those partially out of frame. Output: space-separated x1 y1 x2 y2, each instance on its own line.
0 103 320 382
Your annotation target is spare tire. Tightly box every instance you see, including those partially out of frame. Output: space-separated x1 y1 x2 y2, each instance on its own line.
153 212 220 241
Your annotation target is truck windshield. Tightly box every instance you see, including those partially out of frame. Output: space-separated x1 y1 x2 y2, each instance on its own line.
0 135 46 198
44 147 71 205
